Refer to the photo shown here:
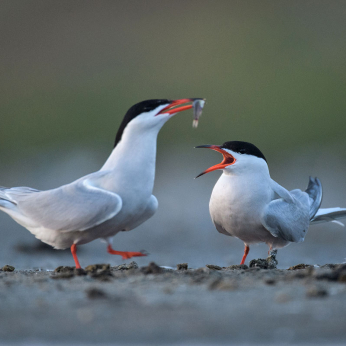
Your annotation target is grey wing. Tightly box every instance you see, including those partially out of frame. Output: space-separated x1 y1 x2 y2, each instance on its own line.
12 173 122 232
262 189 310 243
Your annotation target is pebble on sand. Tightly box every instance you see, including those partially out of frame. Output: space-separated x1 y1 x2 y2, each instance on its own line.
2 265 15 272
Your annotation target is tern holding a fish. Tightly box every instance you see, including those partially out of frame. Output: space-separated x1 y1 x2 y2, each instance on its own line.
195 141 346 265
0 98 205 268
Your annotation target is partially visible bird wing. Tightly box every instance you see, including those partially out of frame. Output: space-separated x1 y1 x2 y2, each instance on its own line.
261 180 310 243
311 207 346 226
4 171 122 232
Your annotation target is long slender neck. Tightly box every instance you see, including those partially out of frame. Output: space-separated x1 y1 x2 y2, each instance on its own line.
100 123 161 193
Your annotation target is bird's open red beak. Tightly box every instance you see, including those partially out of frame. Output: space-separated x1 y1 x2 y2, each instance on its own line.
156 98 197 115
195 145 236 178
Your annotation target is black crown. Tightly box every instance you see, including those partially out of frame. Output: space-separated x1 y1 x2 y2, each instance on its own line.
221 141 267 162
114 99 171 147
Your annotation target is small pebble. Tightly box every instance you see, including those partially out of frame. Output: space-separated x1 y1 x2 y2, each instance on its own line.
209 279 237 291
85 264 110 273
206 264 222 270
314 270 339 282
86 287 107 299
177 263 188 271
288 264 313 270
209 278 223 290
50 273 74 279
113 261 138 271
265 278 276 285
74 268 87 276
249 259 269 269
54 266 75 274
2 265 15 272
224 264 248 270
306 286 328 298
140 262 163 274
252 256 278 269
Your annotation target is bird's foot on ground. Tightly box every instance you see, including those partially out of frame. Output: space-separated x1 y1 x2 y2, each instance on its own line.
120 251 148 260
107 245 148 260
249 250 278 269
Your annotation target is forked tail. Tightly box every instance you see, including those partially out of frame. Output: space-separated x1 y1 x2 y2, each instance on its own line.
305 177 346 226
305 177 323 220
311 207 346 226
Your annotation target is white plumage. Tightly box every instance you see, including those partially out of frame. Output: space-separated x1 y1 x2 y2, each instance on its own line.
0 98 202 268
196 141 346 264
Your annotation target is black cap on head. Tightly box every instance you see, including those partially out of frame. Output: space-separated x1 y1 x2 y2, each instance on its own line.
114 99 171 147
221 141 267 162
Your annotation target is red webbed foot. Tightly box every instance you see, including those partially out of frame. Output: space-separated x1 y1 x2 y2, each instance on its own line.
107 245 148 260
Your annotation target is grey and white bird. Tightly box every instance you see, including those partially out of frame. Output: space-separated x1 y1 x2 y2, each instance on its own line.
0 98 203 268
195 141 346 265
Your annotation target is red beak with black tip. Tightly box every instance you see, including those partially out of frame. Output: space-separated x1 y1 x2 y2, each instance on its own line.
157 98 204 115
195 145 236 178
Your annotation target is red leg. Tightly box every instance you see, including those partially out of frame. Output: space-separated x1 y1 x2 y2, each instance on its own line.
240 244 250 265
71 244 81 269
107 244 147 260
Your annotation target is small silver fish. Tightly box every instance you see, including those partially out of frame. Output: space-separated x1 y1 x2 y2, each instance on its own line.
192 99 205 128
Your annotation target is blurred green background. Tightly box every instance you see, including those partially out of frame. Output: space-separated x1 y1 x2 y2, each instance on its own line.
1 0 346 155
1 0 346 268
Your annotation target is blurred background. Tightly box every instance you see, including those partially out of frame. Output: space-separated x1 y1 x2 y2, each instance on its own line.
0 0 346 269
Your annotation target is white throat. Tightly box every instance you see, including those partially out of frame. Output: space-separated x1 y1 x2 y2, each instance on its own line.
99 119 165 195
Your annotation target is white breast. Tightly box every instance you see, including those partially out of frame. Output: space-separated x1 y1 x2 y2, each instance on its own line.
209 171 274 244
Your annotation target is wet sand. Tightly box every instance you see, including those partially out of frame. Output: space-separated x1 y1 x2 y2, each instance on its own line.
1 261 346 345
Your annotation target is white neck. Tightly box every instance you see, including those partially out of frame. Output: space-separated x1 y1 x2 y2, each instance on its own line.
99 121 163 194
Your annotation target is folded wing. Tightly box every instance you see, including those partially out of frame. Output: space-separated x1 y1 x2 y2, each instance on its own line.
261 180 310 243
1 172 122 232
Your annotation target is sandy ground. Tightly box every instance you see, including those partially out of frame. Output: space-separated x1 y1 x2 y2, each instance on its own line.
1 261 346 345
1 151 346 346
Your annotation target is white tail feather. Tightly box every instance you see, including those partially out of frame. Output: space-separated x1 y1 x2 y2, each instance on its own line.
332 220 345 227
311 207 346 226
